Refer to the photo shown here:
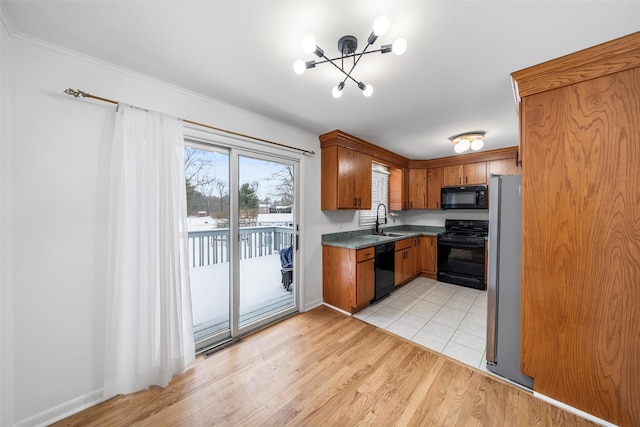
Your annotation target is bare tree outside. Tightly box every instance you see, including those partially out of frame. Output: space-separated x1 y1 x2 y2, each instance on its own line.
184 147 216 191
268 164 294 208
184 147 229 222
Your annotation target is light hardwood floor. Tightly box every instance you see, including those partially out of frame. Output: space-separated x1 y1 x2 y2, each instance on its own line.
52 306 594 426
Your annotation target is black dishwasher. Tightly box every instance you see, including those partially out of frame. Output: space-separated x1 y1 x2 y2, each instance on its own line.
373 242 395 301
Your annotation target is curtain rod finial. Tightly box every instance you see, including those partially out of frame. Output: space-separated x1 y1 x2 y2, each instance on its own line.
64 88 89 98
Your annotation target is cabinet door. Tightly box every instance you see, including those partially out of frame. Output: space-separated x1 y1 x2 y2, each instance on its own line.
420 236 436 275
394 249 411 286
442 165 463 186
411 238 420 276
487 158 521 182
394 249 405 286
427 168 442 209
336 147 371 209
356 258 375 307
355 150 372 209
394 239 413 285
408 168 427 209
389 167 408 210
463 162 487 185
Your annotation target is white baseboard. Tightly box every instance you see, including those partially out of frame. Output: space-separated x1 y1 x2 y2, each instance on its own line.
534 392 617 427
321 302 352 316
15 388 104 427
303 298 323 312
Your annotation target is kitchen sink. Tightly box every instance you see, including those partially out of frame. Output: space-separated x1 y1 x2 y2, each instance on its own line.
353 235 389 241
379 232 408 237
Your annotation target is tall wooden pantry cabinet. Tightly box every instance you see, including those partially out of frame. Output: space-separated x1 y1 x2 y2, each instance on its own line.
512 32 640 426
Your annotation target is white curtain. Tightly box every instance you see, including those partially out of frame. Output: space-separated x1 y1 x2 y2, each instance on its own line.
103 103 195 400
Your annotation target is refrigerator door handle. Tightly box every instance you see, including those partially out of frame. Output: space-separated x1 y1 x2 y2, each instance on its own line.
486 176 501 364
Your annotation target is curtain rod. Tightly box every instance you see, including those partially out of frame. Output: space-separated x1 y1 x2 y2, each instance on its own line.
63 88 316 156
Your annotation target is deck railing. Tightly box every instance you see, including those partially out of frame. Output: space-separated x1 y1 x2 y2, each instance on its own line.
188 226 293 268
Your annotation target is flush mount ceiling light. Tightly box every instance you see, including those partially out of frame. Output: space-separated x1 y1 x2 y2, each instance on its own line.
449 131 486 154
293 15 407 98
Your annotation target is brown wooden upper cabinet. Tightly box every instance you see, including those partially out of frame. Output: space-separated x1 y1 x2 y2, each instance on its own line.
427 167 443 209
408 168 427 209
486 157 521 182
319 129 520 211
389 167 409 210
442 162 487 186
321 145 372 210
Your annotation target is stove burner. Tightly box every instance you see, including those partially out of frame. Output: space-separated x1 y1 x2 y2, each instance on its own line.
438 219 489 244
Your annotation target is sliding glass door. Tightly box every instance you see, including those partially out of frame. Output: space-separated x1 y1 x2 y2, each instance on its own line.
238 155 295 329
185 146 231 347
184 142 298 351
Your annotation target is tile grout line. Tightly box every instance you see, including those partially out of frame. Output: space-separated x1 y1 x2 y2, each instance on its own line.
361 278 488 370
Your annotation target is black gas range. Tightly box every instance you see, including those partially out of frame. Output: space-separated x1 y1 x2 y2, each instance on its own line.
437 219 488 290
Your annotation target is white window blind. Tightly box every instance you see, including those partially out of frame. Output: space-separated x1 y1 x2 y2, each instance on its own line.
359 163 389 227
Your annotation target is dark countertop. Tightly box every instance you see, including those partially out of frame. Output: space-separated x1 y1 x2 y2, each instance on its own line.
321 225 445 250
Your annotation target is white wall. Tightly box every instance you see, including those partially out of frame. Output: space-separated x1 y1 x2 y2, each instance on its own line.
0 29 342 426
1 10 15 427
399 209 489 227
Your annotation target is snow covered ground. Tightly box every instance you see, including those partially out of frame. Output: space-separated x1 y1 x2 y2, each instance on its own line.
190 253 294 328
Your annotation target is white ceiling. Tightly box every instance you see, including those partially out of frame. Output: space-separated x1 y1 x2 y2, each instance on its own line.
2 1 639 159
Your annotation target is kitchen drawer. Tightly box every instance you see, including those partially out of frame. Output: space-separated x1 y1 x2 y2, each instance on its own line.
395 238 412 251
356 246 375 262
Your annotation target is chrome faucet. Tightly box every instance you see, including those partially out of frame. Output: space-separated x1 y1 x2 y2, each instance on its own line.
375 203 388 235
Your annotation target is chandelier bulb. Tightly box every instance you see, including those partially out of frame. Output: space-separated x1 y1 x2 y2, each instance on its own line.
293 60 306 75
373 15 389 36
392 38 407 55
361 84 374 97
332 82 345 98
301 35 317 54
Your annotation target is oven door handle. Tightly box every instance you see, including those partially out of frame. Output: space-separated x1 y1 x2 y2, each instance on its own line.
437 240 485 249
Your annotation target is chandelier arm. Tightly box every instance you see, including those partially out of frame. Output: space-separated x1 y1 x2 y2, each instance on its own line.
313 48 386 65
347 42 372 76
321 55 360 85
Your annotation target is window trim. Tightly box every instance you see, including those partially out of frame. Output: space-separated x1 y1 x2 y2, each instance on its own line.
359 163 389 227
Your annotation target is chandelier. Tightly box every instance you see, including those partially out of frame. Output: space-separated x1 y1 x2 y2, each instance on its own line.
449 131 486 153
293 15 407 98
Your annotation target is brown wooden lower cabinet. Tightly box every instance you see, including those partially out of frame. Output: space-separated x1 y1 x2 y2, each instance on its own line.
322 244 375 313
419 236 437 278
394 239 413 286
323 235 439 313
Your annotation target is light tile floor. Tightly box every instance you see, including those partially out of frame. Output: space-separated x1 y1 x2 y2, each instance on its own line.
354 276 489 372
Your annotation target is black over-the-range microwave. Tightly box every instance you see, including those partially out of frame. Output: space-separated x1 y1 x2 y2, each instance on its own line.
441 185 488 209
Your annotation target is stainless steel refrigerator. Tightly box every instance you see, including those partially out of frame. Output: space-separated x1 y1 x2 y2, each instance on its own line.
486 175 533 389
